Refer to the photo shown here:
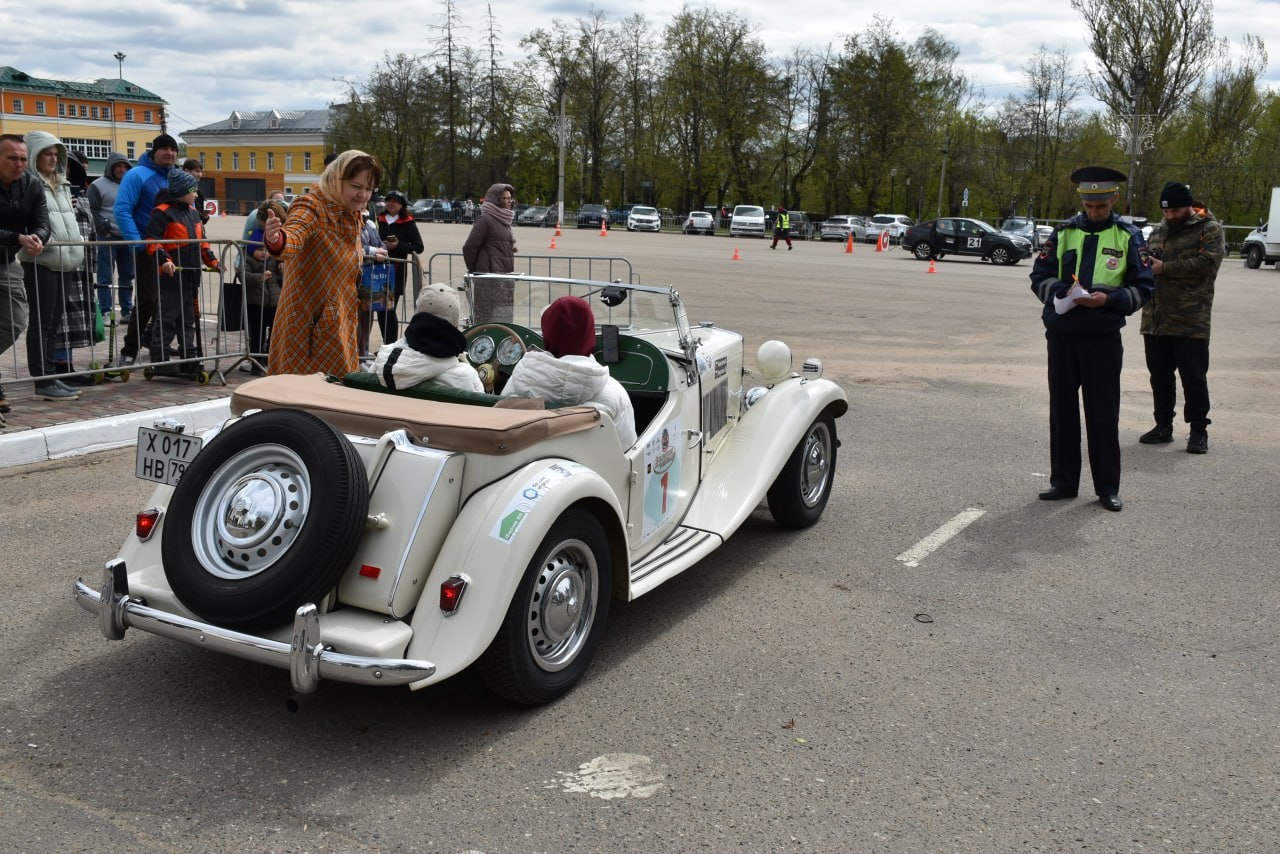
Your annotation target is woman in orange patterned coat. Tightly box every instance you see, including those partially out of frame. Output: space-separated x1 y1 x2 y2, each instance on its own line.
261 150 382 377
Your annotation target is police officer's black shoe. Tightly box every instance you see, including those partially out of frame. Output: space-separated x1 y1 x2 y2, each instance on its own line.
1099 495 1123 512
1187 431 1208 454
1038 487 1078 500
1139 424 1173 444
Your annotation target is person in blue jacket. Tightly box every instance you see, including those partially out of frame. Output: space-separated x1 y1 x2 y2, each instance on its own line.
1029 166 1154 512
113 133 180 366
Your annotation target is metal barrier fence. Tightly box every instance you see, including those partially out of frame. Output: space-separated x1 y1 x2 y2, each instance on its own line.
422 252 637 323
1 236 423 395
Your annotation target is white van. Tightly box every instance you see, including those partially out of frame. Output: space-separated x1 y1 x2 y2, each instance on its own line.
729 205 767 238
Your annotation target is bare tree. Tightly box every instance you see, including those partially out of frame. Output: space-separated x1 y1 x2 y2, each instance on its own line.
1071 0 1215 130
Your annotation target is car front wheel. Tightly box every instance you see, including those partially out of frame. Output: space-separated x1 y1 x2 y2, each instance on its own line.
912 241 934 260
1246 244 1263 269
990 246 1013 265
767 413 838 529
479 508 612 705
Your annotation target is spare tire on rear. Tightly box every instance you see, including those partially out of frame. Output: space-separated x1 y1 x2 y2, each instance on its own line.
162 409 368 632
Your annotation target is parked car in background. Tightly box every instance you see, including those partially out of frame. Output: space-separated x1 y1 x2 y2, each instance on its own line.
729 205 767 239
626 205 662 232
1243 222 1280 268
516 205 556 227
682 211 715 235
864 213 914 244
789 211 815 240
576 203 612 229
820 215 867 242
999 217 1053 246
411 198 435 219
901 217 1033 265
657 207 676 225
610 204 637 225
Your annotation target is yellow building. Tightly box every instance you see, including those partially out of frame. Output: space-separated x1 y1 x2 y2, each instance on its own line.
0 66 166 175
182 109 332 215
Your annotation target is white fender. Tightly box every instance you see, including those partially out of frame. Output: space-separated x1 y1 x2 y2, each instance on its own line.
681 376 848 536
405 458 625 687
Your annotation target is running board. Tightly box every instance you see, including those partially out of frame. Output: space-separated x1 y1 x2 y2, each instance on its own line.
628 525 723 598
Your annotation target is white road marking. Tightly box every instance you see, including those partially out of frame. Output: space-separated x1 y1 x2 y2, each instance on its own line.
896 508 986 567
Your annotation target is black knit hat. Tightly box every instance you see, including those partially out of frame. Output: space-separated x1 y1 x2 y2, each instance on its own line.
1160 182 1193 209
404 312 466 357
151 133 179 152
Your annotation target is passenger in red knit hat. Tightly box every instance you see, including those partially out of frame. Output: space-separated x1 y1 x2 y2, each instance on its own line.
500 296 637 446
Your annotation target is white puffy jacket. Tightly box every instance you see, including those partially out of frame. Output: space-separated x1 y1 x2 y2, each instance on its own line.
370 341 484 393
501 351 637 447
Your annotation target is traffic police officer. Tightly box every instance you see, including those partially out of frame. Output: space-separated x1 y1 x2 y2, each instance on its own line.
1030 166 1154 512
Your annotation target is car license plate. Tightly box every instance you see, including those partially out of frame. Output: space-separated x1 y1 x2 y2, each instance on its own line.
136 427 202 485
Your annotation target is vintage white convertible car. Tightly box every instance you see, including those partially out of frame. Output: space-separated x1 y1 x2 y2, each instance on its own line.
75 274 848 705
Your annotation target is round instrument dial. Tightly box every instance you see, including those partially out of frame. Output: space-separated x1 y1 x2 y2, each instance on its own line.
467 335 496 364
496 337 525 366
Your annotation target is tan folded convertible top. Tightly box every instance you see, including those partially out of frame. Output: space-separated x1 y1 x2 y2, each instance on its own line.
231 374 602 455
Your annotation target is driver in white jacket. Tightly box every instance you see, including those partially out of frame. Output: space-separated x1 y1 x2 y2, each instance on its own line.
502 295 637 447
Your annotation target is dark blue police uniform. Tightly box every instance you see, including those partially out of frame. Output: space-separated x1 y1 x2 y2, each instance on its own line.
1030 166 1154 510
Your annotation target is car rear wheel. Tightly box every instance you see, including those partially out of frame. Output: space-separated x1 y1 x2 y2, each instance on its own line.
767 413 838 529
479 508 613 705
912 241 934 261
1246 244 1263 269
161 409 369 632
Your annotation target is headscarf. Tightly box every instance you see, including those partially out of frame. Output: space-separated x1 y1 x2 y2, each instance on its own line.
315 149 382 206
541 296 597 358
481 182 515 227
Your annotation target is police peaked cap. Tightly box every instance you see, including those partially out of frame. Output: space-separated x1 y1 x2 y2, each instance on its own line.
1071 166 1127 196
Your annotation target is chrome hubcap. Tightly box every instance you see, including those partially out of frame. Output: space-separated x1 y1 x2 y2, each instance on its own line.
526 539 597 672
191 445 311 579
800 423 832 507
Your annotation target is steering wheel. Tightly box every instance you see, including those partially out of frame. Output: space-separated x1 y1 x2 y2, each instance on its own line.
464 323 541 393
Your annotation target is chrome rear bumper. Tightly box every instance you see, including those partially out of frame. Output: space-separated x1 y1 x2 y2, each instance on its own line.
73 560 436 694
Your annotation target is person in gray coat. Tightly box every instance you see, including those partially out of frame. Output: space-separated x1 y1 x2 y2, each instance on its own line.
87 152 134 320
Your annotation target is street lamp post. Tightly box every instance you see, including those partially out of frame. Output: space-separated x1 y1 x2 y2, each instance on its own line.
890 168 898 212
1126 67 1147 215
112 52 126 153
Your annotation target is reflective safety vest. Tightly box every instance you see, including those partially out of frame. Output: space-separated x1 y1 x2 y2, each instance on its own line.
1054 224 1130 289
777 213 790 230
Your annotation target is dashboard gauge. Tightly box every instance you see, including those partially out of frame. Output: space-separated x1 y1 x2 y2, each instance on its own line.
496 337 525 366
468 335 496 364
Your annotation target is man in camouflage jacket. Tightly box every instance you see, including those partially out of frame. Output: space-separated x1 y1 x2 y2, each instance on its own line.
1139 181 1226 454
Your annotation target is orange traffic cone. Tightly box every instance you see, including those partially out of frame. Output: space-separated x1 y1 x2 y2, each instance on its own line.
927 257 937 273
845 233 854 254
555 221 562 236
874 232 884 252
549 236 558 249
731 247 741 261
600 219 608 237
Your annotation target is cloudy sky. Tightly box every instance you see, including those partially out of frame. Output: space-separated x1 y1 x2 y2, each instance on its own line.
4 0 1279 136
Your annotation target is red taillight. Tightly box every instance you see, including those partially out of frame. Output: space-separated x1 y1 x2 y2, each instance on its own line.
439 575 468 615
136 508 161 541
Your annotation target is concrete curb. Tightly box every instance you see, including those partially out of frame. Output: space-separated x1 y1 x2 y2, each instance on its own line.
1 399 231 469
